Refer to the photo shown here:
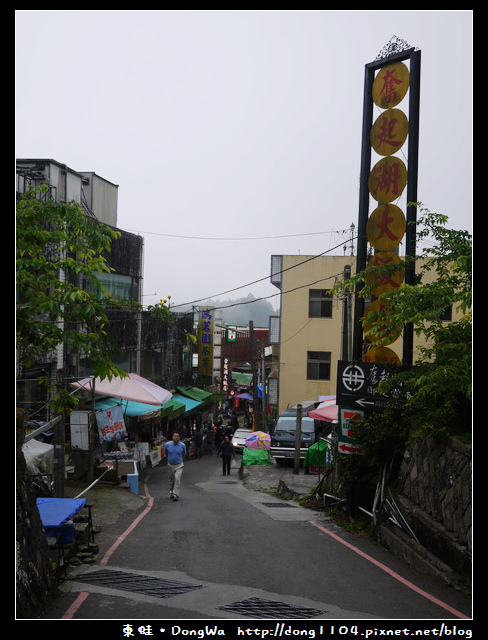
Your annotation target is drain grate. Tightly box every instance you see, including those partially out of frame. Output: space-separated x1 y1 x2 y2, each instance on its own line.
261 502 297 508
218 596 324 619
73 569 204 598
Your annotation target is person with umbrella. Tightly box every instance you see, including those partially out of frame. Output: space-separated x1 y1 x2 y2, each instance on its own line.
216 434 236 476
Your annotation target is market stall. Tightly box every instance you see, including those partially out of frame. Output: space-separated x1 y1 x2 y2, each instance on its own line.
242 431 272 466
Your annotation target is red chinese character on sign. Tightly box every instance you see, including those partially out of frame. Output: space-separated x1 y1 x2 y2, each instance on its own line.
377 68 404 105
375 115 402 151
369 253 401 290
370 160 404 200
374 208 399 244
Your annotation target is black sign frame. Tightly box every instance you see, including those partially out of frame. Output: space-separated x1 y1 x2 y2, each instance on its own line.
336 360 408 410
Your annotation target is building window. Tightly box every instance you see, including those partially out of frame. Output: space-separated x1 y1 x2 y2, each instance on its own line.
309 289 332 318
86 273 133 300
307 351 331 380
440 306 453 322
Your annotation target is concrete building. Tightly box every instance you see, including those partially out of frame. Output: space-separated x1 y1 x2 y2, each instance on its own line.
270 253 459 415
271 254 355 414
16 159 193 420
16 159 118 226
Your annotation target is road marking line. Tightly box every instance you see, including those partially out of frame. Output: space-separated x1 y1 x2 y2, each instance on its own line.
308 519 469 619
62 481 155 619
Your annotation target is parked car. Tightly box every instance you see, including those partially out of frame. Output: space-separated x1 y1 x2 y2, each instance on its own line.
231 428 253 453
270 401 332 464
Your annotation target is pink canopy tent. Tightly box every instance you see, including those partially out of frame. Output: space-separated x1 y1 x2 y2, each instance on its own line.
308 398 338 423
70 372 173 406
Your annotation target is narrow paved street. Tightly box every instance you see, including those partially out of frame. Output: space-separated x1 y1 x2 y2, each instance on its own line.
38 454 472 625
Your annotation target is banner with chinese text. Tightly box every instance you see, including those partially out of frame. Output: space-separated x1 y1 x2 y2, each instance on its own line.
96 405 127 442
198 306 214 382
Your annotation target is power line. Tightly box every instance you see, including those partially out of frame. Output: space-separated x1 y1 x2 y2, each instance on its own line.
121 227 352 241
209 271 348 313
169 235 357 310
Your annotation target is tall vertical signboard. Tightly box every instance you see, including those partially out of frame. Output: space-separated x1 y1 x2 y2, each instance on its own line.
198 306 214 385
353 37 421 367
338 37 421 454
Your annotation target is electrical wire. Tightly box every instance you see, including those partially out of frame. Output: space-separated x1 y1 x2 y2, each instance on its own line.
120 227 352 241
169 235 357 309
20 236 358 328
209 269 351 313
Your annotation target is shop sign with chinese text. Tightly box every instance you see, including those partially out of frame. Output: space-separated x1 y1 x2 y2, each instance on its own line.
198 306 214 380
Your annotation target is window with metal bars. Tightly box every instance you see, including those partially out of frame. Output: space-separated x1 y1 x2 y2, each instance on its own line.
307 351 331 380
309 289 332 318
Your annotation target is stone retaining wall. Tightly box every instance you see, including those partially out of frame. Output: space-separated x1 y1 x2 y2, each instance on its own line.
390 435 471 584
397 436 472 550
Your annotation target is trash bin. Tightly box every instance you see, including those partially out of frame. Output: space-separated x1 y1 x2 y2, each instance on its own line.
127 474 139 494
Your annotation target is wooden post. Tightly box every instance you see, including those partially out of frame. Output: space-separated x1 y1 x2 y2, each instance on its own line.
293 404 302 475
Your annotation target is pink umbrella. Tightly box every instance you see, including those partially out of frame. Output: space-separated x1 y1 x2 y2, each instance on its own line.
245 431 271 450
70 372 173 406
309 398 338 423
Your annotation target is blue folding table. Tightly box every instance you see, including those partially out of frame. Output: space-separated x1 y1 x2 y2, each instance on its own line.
36 498 89 573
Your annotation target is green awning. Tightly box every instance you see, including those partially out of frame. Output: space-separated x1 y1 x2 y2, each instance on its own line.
175 386 214 403
171 393 203 415
161 398 186 419
93 397 174 420
231 372 253 385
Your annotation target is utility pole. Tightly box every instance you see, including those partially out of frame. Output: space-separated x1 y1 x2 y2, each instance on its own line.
341 264 352 361
249 321 261 431
53 371 66 496
293 404 302 474
261 351 267 432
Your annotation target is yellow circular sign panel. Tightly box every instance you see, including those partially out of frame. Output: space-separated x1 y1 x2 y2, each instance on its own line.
372 62 410 109
364 252 405 297
363 346 401 366
362 299 402 346
370 108 409 156
368 156 407 203
366 204 405 251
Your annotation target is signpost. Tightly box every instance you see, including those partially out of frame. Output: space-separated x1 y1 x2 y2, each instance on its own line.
338 408 364 454
336 360 404 408
335 360 407 453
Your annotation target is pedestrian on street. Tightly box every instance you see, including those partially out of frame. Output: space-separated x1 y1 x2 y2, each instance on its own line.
214 423 223 449
230 409 239 432
217 434 235 476
225 422 233 437
164 432 186 501
205 424 214 455
193 427 203 459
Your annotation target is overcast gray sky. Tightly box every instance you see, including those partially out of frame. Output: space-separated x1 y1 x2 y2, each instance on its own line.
15 10 472 312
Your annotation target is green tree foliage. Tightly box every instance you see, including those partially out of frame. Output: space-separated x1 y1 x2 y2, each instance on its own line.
16 187 132 407
377 207 471 439
332 208 471 501
336 205 472 445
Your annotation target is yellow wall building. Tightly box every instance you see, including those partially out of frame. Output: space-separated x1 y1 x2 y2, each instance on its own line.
270 254 458 415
